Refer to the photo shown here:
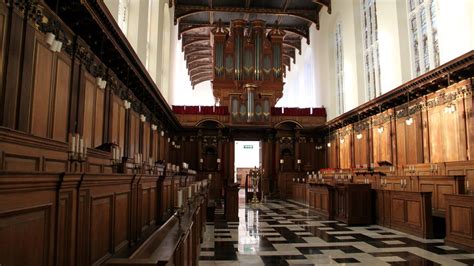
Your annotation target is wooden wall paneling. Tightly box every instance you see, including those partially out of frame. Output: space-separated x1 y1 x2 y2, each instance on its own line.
373 123 381 165
136 175 158 240
0 127 69 172
0 2 9 126
361 128 369 166
450 97 467 162
390 113 398 168
52 54 72 142
77 174 135 265
354 127 369 167
380 120 392 163
103 87 112 144
123 108 130 158
113 191 130 252
407 112 424 164
445 194 474 252
111 95 120 145
159 133 165 160
129 111 139 158
82 71 96 148
56 174 81 266
93 86 105 148
396 117 407 165
150 129 156 159
328 135 337 168
29 31 54 138
17 19 40 133
428 98 444 163
368 119 374 165
0 173 60 266
421 96 431 164
2 5 25 129
142 121 150 160
339 130 351 169
465 80 474 160
129 174 140 244
68 49 81 135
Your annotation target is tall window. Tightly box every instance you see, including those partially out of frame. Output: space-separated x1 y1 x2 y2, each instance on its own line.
335 23 344 115
361 0 381 101
408 0 440 77
118 0 130 33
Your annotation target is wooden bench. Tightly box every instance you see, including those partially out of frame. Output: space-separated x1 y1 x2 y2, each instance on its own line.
106 200 203 266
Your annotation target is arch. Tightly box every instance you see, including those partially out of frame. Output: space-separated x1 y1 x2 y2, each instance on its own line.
274 120 304 129
195 119 226 128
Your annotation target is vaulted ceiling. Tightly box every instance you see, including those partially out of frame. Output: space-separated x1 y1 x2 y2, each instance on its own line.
170 0 331 87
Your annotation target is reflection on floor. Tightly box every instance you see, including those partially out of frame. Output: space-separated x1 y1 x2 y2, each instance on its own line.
199 199 474 265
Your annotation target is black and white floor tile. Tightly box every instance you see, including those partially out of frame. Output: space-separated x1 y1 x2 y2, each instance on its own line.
199 198 474 265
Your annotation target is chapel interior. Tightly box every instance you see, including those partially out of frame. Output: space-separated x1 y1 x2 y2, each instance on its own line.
1 0 474 265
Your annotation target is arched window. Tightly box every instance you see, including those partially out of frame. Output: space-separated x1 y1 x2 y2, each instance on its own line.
335 23 344 115
407 0 440 77
118 0 130 33
361 0 381 101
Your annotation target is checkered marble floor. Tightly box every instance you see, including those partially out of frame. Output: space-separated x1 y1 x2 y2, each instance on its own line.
199 199 474 265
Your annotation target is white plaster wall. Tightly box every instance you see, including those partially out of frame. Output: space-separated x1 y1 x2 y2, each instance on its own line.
314 0 365 119
438 0 474 64
103 0 118 21
169 37 215 106
377 0 405 94
127 0 149 63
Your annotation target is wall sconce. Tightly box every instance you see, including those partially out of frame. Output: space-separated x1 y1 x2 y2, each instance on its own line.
216 158 221 163
279 159 284 171
171 141 175 146
327 142 331 147
377 126 384 134
405 117 413 126
356 132 363 140
216 158 221 171
160 130 164 137
96 77 107 89
45 32 55 45
444 103 456 114
140 114 146 122
167 137 170 143
123 100 131 109
151 124 157 131
279 159 284 164
45 32 62 52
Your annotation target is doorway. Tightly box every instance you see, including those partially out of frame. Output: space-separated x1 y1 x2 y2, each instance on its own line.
234 140 261 203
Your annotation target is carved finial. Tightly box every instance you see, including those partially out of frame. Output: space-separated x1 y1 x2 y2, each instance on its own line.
211 19 228 35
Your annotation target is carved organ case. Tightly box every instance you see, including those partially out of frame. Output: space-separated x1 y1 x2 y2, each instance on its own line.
212 20 285 124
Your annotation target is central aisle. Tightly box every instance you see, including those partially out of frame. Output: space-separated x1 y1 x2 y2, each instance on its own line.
198 198 474 265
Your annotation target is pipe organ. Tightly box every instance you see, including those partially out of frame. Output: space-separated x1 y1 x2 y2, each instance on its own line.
212 20 285 124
